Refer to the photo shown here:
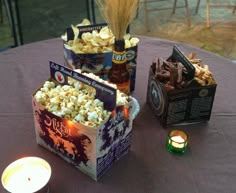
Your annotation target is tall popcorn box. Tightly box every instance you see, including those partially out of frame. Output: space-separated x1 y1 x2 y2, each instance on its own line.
63 23 138 92
32 62 139 181
146 46 217 127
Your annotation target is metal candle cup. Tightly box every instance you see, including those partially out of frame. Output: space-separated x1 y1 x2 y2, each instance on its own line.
166 130 188 154
1 157 51 193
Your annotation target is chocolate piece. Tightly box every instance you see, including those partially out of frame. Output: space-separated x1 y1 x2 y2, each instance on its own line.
152 57 191 91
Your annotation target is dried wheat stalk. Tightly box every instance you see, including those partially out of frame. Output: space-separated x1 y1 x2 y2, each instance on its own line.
96 0 139 40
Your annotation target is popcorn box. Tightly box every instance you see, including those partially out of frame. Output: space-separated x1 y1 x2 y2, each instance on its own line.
146 46 217 127
32 62 139 180
63 23 138 92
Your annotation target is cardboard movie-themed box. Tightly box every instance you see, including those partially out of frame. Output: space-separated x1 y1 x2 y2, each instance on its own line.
32 62 139 180
62 23 139 92
147 45 217 127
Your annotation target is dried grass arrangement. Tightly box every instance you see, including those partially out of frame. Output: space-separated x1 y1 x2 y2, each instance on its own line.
96 0 140 40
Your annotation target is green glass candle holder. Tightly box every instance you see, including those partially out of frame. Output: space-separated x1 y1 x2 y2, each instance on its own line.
166 130 188 154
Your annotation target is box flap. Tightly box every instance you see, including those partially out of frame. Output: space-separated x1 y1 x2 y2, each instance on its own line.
170 45 195 81
66 23 108 40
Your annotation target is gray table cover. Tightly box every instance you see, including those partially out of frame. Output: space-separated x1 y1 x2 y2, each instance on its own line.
0 36 236 193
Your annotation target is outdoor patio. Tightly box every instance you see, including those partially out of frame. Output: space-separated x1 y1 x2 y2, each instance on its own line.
0 0 236 60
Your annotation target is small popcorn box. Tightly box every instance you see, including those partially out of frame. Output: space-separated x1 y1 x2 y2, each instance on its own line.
62 23 139 92
32 61 140 181
146 46 217 127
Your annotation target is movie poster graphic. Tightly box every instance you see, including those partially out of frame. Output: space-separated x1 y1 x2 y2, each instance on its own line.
33 99 133 180
33 100 97 177
96 105 132 179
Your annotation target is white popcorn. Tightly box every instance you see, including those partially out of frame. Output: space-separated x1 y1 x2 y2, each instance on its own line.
94 99 103 107
49 105 59 112
88 111 98 122
60 91 68 98
44 81 55 89
98 117 104 123
34 91 47 103
34 70 129 128
34 90 43 98
84 101 92 109
61 106 72 114
62 85 71 91
50 97 60 104
40 87 49 93
102 110 109 119
74 114 85 122
74 81 83 90
70 96 77 103
77 95 86 104
56 85 62 89
50 81 56 88
71 111 77 118
79 109 86 116
66 102 74 110
43 81 51 88
52 111 65 117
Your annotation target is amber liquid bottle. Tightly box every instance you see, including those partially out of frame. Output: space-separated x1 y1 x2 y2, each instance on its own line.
108 39 130 95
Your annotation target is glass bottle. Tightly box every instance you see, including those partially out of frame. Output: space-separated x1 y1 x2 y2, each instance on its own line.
108 39 130 95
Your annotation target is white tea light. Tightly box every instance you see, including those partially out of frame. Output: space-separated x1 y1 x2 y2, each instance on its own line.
170 136 185 148
166 130 188 154
1 157 51 193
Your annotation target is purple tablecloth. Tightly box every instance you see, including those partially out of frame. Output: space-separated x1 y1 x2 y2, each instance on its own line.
1 36 236 193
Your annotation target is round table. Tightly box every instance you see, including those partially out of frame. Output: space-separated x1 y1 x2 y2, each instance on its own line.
1 36 236 193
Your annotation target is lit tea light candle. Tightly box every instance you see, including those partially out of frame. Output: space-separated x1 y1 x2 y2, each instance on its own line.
1 157 51 193
166 130 188 154
171 135 185 148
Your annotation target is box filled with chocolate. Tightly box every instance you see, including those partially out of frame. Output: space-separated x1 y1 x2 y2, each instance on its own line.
32 61 139 180
62 20 139 92
146 45 217 127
